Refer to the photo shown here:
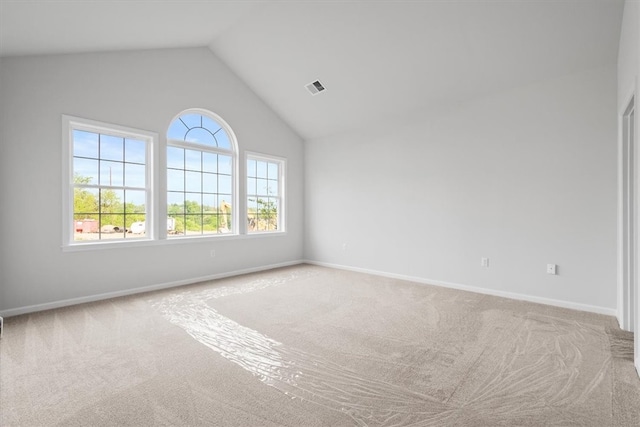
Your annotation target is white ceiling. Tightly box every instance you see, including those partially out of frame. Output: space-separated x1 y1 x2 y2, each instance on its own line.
0 1 262 57
0 0 625 140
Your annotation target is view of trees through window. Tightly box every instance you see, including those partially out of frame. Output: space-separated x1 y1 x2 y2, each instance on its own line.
167 111 235 236
74 174 147 239
72 128 148 241
247 157 282 232
166 194 232 236
67 112 285 245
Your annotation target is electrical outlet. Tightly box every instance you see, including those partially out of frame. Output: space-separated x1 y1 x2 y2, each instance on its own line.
342 243 347 251
481 257 489 267
547 264 557 275
210 250 216 258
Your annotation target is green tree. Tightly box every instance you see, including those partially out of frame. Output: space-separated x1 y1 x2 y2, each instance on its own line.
124 201 146 229
249 198 277 231
167 203 184 234
73 174 98 216
260 198 277 219
100 189 124 227
74 174 147 234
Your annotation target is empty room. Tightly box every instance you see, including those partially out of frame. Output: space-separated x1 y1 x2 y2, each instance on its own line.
1 0 640 425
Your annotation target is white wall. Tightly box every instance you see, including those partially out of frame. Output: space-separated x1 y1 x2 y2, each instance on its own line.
305 65 618 314
618 0 639 103
617 0 640 373
0 48 304 315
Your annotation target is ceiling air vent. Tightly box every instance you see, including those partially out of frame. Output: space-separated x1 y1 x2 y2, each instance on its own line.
305 80 326 96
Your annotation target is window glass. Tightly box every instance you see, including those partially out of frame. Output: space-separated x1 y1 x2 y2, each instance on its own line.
247 154 284 233
166 110 236 236
68 120 150 243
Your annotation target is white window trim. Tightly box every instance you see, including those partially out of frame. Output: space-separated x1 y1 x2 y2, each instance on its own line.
246 151 286 235
61 115 158 249
165 108 240 239
62 111 279 251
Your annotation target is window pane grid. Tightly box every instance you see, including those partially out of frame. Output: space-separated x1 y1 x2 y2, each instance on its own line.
167 111 235 237
167 205 233 236
72 126 148 242
247 157 282 233
167 163 233 236
74 155 145 166
168 113 232 151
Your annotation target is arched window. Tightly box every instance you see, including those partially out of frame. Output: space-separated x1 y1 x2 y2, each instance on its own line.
166 109 237 237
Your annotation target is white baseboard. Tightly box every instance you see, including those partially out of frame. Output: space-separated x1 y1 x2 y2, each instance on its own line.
1 259 618 319
616 313 624 329
0 260 305 318
305 260 618 317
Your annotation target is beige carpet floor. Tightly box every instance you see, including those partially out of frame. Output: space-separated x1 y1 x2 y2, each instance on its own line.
1 264 639 426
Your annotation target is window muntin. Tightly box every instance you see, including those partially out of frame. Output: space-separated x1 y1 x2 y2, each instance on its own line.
247 154 284 233
167 113 232 149
167 110 236 237
66 118 152 244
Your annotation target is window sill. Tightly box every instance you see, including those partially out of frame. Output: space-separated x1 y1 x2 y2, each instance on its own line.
61 231 287 252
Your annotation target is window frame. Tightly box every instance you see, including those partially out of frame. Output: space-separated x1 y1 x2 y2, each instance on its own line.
62 115 157 249
165 108 239 239
246 151 286 235
62 111 289 251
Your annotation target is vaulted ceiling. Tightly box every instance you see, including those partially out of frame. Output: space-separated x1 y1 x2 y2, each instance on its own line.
0 0 625 140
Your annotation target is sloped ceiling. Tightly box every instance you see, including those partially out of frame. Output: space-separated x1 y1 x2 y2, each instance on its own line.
0 0 624 140
0 1 262 57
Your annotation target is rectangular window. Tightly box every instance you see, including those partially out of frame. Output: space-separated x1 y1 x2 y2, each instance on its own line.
166 147 234 236
247 153 285 233
63 116 154 246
